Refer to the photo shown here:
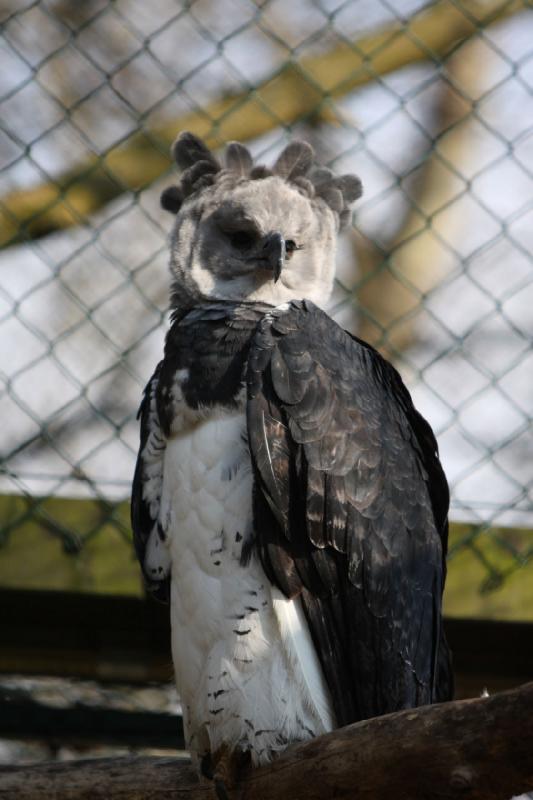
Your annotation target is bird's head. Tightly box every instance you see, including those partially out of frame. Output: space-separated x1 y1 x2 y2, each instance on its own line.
161 132 362 310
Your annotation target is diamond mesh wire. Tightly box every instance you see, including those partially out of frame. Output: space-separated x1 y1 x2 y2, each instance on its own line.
0 0 532 596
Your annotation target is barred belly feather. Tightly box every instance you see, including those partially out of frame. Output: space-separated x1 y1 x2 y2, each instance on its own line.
161 412 334 766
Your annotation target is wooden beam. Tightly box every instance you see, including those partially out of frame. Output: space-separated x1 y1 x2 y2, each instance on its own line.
446 616 533 698
0 688 184 750
0 0 523 248
0 683 532 799
0 589 171 683
1 589 533 698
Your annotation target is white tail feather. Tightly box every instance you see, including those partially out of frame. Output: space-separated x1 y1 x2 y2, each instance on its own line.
271 587 335 733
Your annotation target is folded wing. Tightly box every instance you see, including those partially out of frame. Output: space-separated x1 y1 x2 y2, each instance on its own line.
247 300 453 725
131 364 171 603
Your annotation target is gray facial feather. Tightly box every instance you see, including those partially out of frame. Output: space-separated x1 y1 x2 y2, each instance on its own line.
162 132 362 312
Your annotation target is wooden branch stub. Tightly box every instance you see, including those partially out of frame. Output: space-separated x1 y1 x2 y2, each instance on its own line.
1 682 532 799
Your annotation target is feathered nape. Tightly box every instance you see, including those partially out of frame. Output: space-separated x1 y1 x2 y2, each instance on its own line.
160 132 362 229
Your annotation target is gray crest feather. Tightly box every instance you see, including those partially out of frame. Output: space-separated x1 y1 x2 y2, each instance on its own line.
310 167 334 187
250 165 273 180
335 174 363 204
225 142 253 176
292 176 315 197
194 174 217 192
172 131 220 171
160 185 183 214
316 186 344 213
180 160 218 194
161 149 220 213
161 131 362 227
273 141 314 180
310 168 362 228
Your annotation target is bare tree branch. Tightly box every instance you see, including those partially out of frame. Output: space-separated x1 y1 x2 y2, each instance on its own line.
1 682 532 799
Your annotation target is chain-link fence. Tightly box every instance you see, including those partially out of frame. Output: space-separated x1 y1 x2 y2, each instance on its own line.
0 0 532 607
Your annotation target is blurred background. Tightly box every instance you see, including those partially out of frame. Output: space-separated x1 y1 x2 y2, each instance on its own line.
0 0 532 772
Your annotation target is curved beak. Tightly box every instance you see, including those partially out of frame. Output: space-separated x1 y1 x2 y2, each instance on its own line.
261 231 285 283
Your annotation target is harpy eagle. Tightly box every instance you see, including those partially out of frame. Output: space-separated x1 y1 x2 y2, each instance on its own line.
131 132 453 787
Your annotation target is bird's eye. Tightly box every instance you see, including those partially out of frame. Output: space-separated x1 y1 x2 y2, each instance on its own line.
285 239 301 259
229 230 255 249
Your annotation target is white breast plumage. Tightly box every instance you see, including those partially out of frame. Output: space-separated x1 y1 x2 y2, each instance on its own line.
159 411 334 767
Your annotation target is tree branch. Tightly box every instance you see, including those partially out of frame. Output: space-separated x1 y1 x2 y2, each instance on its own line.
1 682 532 799
0 0 523 248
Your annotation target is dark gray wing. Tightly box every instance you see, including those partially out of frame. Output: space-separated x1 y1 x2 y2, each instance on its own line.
247 300 452 725
131 363 170 603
